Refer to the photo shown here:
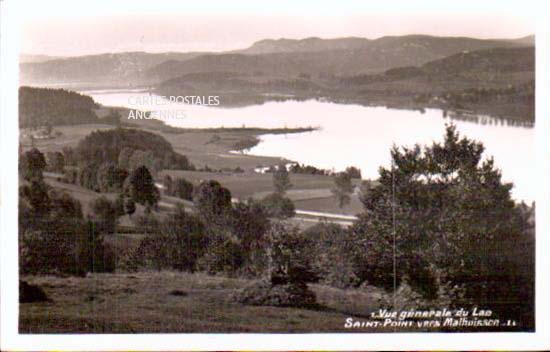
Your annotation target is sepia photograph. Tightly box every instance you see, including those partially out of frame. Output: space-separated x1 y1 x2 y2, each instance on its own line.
2 0 549 350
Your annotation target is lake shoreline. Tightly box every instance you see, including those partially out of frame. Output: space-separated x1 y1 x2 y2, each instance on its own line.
30 82 534 126
88 91 534 202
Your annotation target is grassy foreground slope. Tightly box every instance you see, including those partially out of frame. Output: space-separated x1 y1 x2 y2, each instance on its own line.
20 271 385 333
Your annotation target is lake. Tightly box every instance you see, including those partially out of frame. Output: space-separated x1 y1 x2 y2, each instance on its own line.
87 90 535 202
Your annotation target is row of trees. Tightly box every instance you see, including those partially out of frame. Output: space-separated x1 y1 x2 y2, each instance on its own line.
22 147 161 208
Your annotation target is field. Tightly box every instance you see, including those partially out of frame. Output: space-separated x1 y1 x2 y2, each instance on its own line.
20 271 389 333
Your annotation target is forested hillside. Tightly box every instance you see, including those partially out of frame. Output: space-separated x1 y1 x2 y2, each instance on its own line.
19 87 99 128
338 46 535 121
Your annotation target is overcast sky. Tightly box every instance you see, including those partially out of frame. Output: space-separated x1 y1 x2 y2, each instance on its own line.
19 0 536 56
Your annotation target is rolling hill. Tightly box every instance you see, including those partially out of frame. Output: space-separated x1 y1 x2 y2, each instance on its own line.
336 46 535 121
20 51 207 86
340 46 534 86
155 46 534 121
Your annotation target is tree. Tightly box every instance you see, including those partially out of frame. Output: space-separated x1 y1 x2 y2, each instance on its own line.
45 151 65 173
193 180 232 223
19 179 51 220
118 147 134 170
303 222 357 288
273 163 292 194
48 188 83 220
350 125 532 321
173 177 194 200
125 165 160 207
345 166 362 179
129 150 161 175
267 222 318 288
97 162 128 193
78 163 99 191
20 148 46 181
332 171 355 208
261 193 295 219
62 146 77 166
90 196 117 234
231 199 271 272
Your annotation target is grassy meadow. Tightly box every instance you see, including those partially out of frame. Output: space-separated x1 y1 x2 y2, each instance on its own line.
20 271 389 333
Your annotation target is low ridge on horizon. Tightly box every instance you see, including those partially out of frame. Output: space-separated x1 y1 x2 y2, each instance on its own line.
20 33 534 59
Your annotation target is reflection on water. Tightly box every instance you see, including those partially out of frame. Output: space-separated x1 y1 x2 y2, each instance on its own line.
88 91 535 202
445 109 534 128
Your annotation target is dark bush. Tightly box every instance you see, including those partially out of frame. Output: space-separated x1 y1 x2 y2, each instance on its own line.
97 162 128 193
303 222 358 288
172 177 194 201
230 199 270 275
194 180 232 223
125 165 160 207
237 222 318 308
20 281 49 303
45 151 65 173
169 289 188 297
132 206 207 271
261 193 295 219
89 196 118 234
197 235 245 276
77 221 116 273
268 222 318 285
20 148 46 181
236 279 316 308
345 166 362 179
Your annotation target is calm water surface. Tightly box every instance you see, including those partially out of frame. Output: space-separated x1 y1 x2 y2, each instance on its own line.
88 90 535 202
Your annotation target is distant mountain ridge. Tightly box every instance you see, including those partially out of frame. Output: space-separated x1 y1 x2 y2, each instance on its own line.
21 34 533 87
146 35 532 81
238 34 530 55
238 37 371 54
